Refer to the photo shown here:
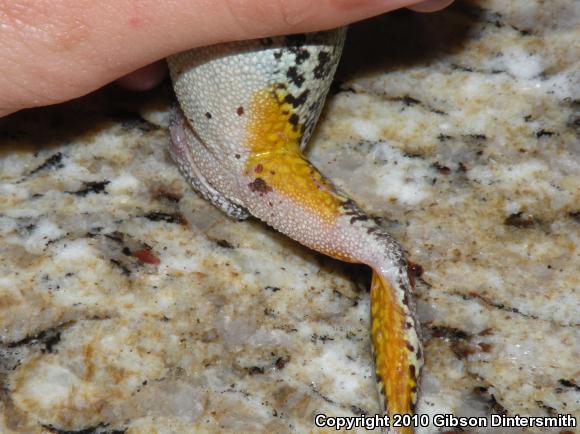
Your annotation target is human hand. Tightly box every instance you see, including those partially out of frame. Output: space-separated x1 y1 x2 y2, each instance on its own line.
0 0 453 117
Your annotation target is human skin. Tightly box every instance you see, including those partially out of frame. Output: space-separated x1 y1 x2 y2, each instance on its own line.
0 0 453 118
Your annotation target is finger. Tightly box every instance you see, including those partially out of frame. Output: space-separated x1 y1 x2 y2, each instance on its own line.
0 0 427 114
407 0 454 12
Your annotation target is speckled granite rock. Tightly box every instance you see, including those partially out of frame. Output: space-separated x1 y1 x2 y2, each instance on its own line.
0 1 578 433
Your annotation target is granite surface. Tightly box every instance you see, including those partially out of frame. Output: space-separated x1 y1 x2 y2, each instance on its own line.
0 0 579 433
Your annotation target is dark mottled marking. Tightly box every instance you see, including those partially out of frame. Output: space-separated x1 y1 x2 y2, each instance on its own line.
404 321 413 329
144 212 187 225
406 342 415 352
458 162 468 172
416 346 422 360
313 51 331 79
536 129 555 138
216 239 234 249
504 212 535 228
265 286 281 292
28 152 64 176
286 66 305 88
273 50 282 60
67 181 110 197
409 364 416 379
205 112 212 119
248 177 272 194
288 113 300 128
284 90 310 108
236 106 244 116
234 154 241 159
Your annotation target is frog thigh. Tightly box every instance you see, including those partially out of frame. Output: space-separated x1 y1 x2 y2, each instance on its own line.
169 106 250 220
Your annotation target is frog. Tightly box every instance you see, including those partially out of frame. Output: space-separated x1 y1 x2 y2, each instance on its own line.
167 27 422 433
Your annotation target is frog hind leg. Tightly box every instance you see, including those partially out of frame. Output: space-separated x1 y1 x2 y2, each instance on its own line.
169 106 250 220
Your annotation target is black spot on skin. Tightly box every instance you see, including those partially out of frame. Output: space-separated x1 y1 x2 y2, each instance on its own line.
273 50 282 60
248 177 272 195
234 154 241 159
236 106 244 116
416 346 422 360
288 113 300 127
406 343 415 352
265 286 281 292
286 66 305 88
67 181 110 197
143 212 187 225
404 321 413 329
205 112 212 119
313 51 331 79
284 90 310 108
28 152 64 176
409 364 416 380
282 34 311 65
